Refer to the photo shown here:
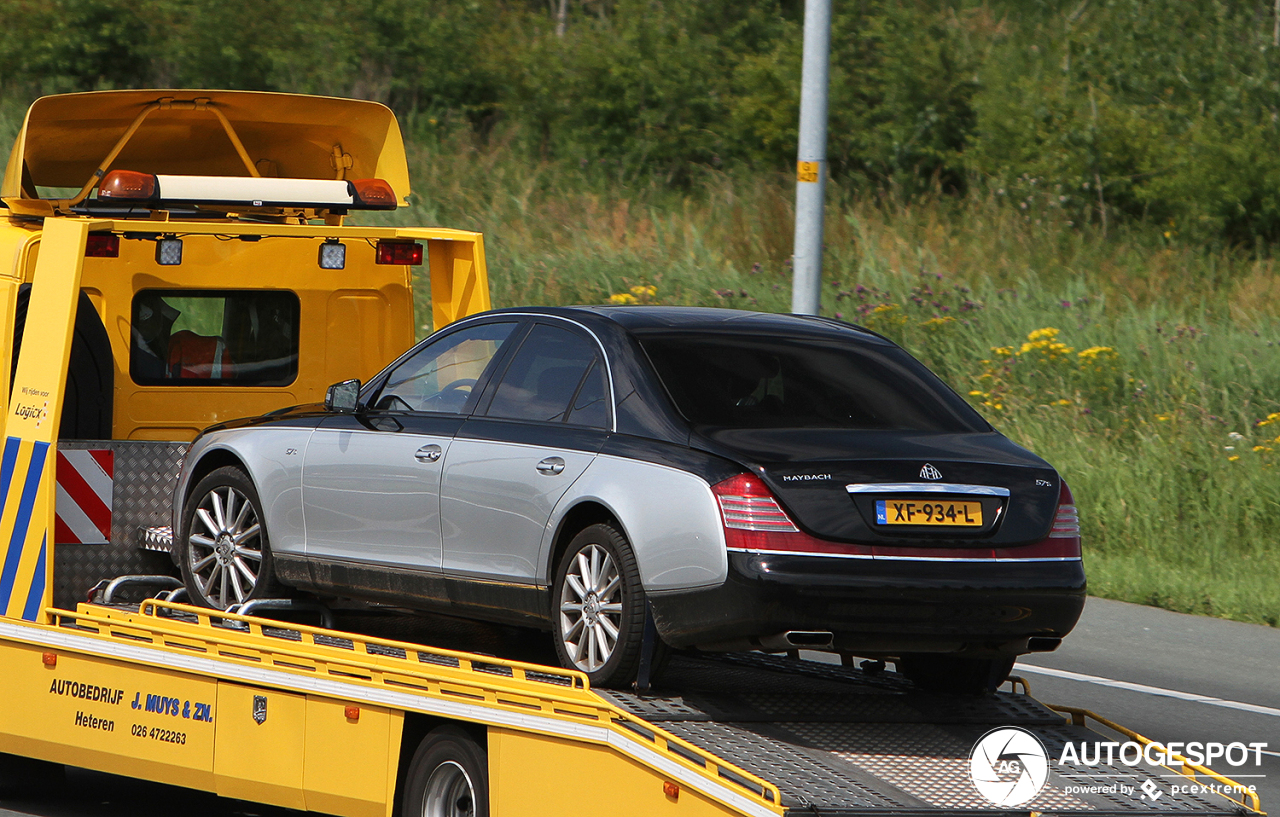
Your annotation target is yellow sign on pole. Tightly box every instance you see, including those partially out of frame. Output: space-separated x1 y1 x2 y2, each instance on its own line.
796 161 820 184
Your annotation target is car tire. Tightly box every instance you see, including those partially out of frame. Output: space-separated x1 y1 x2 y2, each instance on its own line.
179 466 279 610
897 654 1016 695
552 523 649 688
402 725 489 817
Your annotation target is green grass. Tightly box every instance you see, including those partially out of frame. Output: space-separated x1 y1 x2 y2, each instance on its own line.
375 128 1280 627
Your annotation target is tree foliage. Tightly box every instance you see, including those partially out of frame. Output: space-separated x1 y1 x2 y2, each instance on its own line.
3 0 1280 242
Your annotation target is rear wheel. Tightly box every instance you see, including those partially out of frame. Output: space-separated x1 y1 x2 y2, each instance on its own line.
402 725 488 817
552 523 649 688
897 654 1015 695
179 466 278 610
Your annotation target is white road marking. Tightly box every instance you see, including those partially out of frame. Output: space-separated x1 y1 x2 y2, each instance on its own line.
1017 664 1280 718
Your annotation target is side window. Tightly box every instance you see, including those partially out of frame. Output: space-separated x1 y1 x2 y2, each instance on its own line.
485 323 610 427
130 290 299 386
375 322 517 413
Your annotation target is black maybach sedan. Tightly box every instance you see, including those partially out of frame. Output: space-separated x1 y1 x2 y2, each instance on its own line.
172 306 1085 692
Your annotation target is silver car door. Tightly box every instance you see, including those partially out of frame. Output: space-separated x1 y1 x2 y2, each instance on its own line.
301 320 519 571
441 321 611 583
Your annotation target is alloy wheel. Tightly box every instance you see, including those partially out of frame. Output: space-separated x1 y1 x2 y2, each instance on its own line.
421 760 476 817
557 543 625 672
187 484 263 609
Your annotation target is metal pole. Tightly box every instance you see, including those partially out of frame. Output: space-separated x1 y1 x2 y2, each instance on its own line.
790 0 832 316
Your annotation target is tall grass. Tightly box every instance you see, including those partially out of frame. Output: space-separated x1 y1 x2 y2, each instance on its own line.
378 128 1280 627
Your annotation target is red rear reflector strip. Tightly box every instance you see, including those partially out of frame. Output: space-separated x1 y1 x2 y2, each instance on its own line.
349 178 398 209
85 234 120 258
98 170 158 200
375 240 423 266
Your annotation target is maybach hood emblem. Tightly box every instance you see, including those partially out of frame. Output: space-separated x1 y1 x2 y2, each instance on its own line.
253 695 267 725
920 463 943 480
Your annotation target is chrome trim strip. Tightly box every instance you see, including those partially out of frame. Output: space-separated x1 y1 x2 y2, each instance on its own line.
727 547 1078 563
845 482 1010 497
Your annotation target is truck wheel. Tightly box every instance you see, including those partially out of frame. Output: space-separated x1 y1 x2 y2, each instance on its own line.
180 466 278 610
0 752 64 793
897 654 1015 695
552 523 648 688
402 725 489 817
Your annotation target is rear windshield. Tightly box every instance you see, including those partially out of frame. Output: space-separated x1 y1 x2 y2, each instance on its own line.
639 332 989 433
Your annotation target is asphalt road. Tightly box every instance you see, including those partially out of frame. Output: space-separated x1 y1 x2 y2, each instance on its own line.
1 597 1276 816
1014 596 1280 812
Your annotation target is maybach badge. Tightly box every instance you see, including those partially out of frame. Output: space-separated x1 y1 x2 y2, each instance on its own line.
252 695 267 725
919 463 943 480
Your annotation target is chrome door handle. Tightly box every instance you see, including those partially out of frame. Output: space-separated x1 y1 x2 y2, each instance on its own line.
536 456 566 475
415 444 443 463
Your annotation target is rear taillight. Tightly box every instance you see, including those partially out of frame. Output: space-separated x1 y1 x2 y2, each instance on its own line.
85 233 120 258
1049 482 1079 539
710 473 870 557
714 473 798 532
375 240 423 266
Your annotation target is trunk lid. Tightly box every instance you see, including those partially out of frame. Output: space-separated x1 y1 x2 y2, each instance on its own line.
694 428 1060 547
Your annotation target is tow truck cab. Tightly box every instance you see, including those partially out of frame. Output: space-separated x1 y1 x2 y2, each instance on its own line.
0 89 490 611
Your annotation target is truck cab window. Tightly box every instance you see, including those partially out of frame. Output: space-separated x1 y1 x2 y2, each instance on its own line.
130 290 300 386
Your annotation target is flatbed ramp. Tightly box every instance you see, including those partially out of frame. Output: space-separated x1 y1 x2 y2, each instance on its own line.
601 652 1248 816
3 600 1260 817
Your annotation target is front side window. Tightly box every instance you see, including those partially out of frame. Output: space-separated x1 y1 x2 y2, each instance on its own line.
130 290 299 386
485 323 609 427
375 321 517 413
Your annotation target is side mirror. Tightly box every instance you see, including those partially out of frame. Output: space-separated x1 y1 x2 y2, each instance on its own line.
324 379 361 413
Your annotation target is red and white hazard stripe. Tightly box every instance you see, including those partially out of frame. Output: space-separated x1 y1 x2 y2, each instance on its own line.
54 449 114 545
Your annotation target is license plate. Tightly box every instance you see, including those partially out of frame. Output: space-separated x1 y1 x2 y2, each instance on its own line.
875 499 983 527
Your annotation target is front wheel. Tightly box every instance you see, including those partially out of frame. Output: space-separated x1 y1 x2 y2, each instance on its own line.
179 466 278 610
551 523 650 688
402 726 489 817
897 654 1015 695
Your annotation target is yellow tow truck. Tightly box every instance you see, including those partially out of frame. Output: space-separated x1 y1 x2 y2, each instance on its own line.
0 90 1264 817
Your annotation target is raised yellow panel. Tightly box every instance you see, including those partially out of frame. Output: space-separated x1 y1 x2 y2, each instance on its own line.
213 683 306 810
303 698 397 817
326 290 395 383
488 728 744 817
0 642 216 790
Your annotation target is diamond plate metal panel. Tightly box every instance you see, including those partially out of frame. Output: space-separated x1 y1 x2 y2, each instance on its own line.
661 720 906 810
54 441 187 609
784 721 1091 811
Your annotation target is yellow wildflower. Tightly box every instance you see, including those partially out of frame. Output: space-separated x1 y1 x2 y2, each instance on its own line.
1228 456 1240 462
608 292 639 305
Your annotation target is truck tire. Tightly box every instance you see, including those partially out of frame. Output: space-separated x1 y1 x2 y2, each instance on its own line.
402 725 489 817
551 523 649 688
897 654 1015 695
179 466 279 610
0 752 64 793
10 287 113 440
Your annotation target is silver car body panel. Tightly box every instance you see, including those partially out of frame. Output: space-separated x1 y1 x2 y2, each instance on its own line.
301 427 452 570
440 438 596 582
173 426 315 558
539 454 727 592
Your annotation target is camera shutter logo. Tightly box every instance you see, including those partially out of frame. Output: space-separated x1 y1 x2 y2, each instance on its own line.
969 727 1050 807
920 463 943 480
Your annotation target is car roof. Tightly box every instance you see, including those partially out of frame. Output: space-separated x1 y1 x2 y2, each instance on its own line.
484 305 892 344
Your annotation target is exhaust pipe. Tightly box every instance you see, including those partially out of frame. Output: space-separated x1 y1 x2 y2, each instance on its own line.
1026 636 1063 653
757 631 834 650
